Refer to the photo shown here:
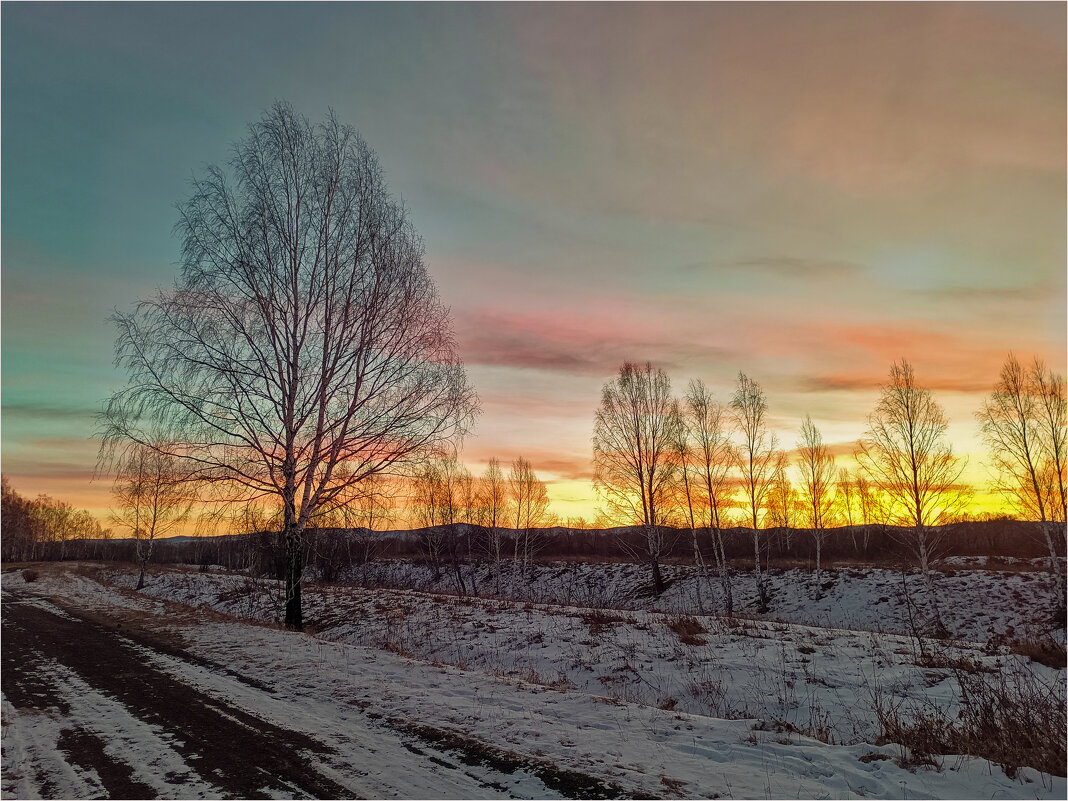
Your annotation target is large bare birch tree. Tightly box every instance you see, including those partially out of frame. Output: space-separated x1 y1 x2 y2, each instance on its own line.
593 362 679 595
100 103 478 629
1033 363 1068 528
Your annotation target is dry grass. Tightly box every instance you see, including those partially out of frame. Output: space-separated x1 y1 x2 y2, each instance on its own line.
666 614 708 646
858 751 892 764
659 774 687 796
1007 636 1067 669
875 660 1067 777
753 717 833 745
579 610 634 636
912 651 993 675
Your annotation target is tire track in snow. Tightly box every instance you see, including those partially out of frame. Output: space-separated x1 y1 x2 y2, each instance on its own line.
2 591 352 799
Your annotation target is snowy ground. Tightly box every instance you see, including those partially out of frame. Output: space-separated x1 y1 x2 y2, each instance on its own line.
343 557 1065 642
2 562 1065 799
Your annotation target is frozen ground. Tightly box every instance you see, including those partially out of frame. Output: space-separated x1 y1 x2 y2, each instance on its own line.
2 562 1065 799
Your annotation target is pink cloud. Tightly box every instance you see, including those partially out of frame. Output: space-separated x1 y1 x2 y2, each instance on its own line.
455 306 732 376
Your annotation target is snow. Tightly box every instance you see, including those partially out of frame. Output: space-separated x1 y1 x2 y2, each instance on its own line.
2 660 224 800
3 563 1065 799
339 558 1065 642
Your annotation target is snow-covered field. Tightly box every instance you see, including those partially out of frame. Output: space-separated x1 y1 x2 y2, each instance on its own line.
3 562 1065 799
343 557 1065 642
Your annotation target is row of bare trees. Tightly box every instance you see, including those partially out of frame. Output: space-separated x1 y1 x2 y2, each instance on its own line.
593 356 1066 619
408 455 552 594
1 477 112 562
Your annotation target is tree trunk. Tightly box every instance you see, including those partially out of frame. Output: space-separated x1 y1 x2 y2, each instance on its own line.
650 556 665 596
753 529 768 611
451 532 468 597
813 532 822 599
916 527 942 632
715 529 733 616
690 527 705 613
492 532 502 595
512 530 521 591
284 522 304 631
1042 521 1063 579
135 534 155 591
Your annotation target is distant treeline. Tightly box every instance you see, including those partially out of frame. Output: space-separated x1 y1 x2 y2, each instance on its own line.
6 518 1063 578
297 520 1062 573
1 476 111 562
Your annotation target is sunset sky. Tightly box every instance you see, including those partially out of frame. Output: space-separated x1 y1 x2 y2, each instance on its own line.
3 3 1065 525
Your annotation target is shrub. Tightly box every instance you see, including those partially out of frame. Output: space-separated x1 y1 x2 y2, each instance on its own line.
21 569 38 583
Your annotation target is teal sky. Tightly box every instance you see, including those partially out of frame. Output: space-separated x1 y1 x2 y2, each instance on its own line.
3 3 1065 521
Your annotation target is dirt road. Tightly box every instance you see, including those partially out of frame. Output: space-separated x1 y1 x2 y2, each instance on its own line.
2 587 608 799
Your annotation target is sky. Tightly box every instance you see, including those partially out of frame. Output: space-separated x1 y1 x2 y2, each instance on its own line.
2 2 1065 526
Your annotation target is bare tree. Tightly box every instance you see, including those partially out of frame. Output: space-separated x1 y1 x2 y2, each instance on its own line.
100 103 477 629
410 455 473 593
730 372 777 611
409 460 447 581
836 465 879 556
765 449 800 539
1033 360 1067 532
509 456 551 584
1 479 111 562
836 467 856 528
796 415 836 596
309 473 398 576
978 354 1066 581
479 458 509 594
455 462 482 596
685 380 736 614
854 471 879 528
111 446 193 590
669 398 708 610
593 362 679 595
857 359 967 629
